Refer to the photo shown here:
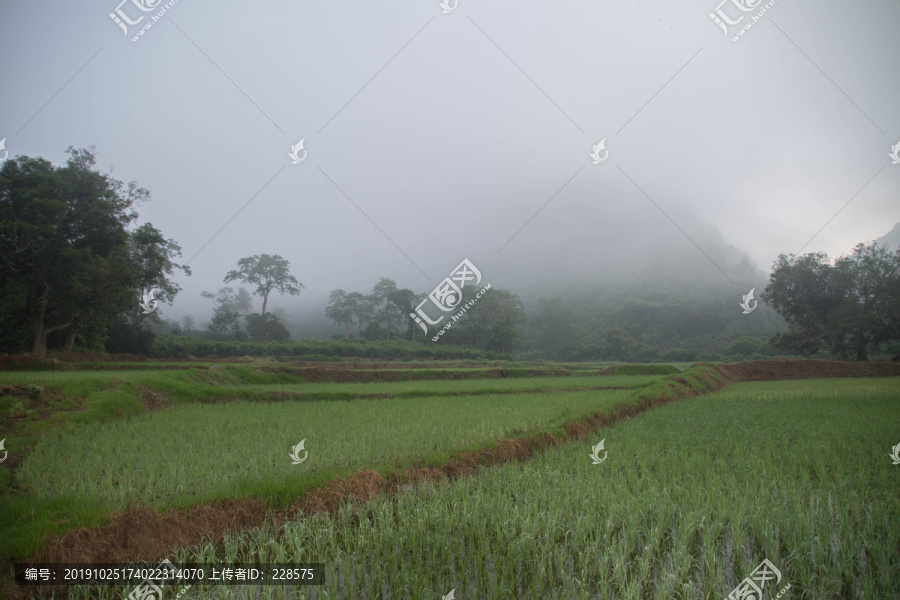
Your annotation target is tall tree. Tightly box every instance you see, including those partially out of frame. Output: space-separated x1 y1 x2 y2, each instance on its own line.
129 222 189 319
346 292 369 338
387 288 418 340
325 289 354 339
201 287 242 340
766 252 849 357
832 243 900 360
181 315 196 331
224 254 302 315
234 287 254 316
368 278 401 339
0 147 186 357
766 243 900 360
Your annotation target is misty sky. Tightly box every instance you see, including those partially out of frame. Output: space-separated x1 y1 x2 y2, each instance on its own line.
1 0 898 324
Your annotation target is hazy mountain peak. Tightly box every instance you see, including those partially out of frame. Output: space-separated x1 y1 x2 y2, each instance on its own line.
874 223 900 250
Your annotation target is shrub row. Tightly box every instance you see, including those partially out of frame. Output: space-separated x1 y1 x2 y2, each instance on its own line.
149 335 504 360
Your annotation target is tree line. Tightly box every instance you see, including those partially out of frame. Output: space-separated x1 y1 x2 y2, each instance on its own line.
324 278 525 352
2 149 897 361
0 148 308 356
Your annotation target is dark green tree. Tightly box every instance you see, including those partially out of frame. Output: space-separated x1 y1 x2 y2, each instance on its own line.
245 312 290 342
464 288 524 352
129 221 189 319
367 278 403 339
0 147 186 356
766 252 841 355
201 287 242 340
434 286 524 351
766 243 900 360
532 298 579 361
388 288 417 340
206 309 242 341
347 292 370 338
224 254 302 315
832 243 900 360
325 289 354 339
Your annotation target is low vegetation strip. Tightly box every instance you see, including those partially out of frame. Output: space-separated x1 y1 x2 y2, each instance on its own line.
593 363 680 376
252 374 664 401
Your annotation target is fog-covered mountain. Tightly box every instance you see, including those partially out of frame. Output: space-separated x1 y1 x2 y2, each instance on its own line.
874 223 900 251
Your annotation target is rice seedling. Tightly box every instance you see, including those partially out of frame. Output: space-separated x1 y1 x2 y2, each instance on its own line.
62 377 899 599
16 388 637 512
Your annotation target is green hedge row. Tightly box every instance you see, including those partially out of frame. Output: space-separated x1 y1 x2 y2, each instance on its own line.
149 334 504 360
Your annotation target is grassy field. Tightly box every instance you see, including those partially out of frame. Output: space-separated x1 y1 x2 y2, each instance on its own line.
55 376 900 600
0 368 664 451
15 388 636 511
0 362 671 563
3 361 898 599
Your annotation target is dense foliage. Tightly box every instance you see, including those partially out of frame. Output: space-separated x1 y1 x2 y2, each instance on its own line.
511 282 784 362
326 278 526 352
2 150 896 362
0 148 186 357
149 334 501 360
766 243 900 360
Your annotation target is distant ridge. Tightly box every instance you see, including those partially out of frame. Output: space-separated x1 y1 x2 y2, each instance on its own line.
874 222 900 250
